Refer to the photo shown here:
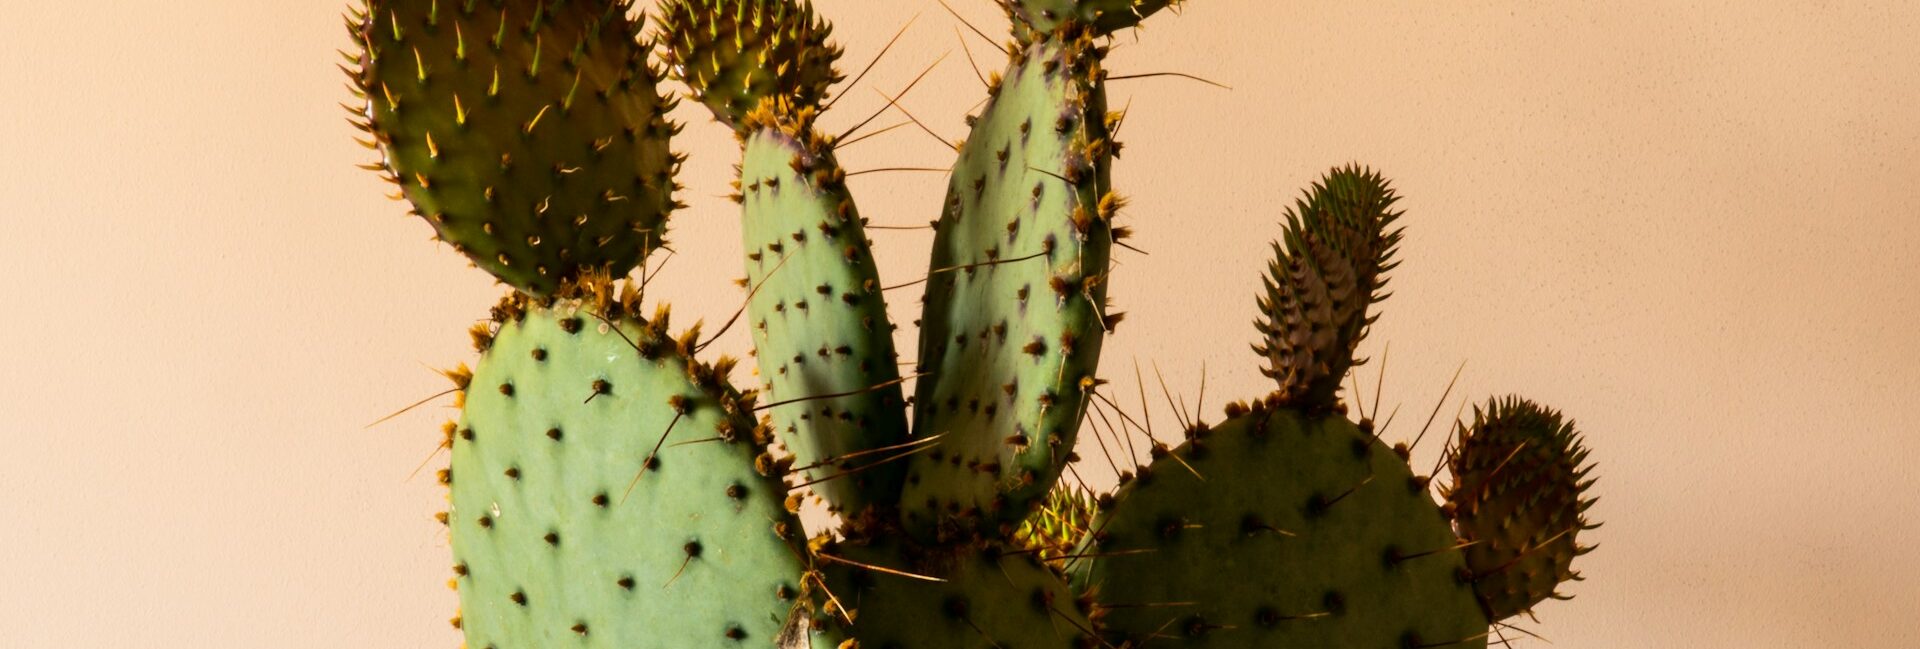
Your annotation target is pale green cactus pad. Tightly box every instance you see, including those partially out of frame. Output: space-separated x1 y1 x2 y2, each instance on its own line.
735 109 910 516
905 29 1118 538
447 279 836 648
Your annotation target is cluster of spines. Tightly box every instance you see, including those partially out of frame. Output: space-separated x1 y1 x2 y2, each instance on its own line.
1254 165 1403 410
1444 397 1600 621
656 0 843 127
1014 486 1097 568
346 0 685 295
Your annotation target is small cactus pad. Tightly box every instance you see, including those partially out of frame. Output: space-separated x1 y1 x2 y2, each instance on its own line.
1253 166 1402 410
822 537 1098 649
448 279 834 647
1002 0 1188 36
1014 486 1096 570
1084 398 1488 648
1444 397 1599 621
735 107 909 515
905 30 1117 537
350 1 681 295
658 0 842 128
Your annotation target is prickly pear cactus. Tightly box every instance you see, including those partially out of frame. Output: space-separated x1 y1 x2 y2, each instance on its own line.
1444 398 1599 621
348 0 682 294
347 3 1606 647
905 25 1120 538
1082 401 1489 648
661 0 911 516
446 277 837 648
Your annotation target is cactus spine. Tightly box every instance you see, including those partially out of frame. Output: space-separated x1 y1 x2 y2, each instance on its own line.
348 2 1603 647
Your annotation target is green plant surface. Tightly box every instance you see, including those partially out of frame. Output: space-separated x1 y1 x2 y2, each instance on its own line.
350 0 682 294
447 280 835 648
1444 397 1599 621
1083 399 1489 648
822 536 1096 649
734 108 910 516
904 28 1118 539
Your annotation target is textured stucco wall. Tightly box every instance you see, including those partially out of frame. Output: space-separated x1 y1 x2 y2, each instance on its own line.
0 1 1915 646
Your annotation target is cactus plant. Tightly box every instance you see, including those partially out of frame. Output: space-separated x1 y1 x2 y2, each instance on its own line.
348 1 1602 648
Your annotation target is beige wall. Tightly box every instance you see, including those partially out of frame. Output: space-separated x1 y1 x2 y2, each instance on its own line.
2 1 1916 646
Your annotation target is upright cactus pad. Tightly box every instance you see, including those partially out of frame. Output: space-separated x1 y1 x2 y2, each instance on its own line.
1444 397 1599 621
905 30 1118 537
733 107 910 515
662 1 908 515
1254 166 1402 410
447 278 835 647
657 0 842 128
350 0 681 295
823 537 1097 649
1083 399 1488 648
1003 0 1191 36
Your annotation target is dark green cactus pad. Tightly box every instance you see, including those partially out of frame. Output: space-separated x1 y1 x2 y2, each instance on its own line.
822 537 1098 649
350 0 681 295
1254 166 1402 411
1002 0 1188 36
658 0 842 128
1083 397 1489 648
735 108 909 516
905 29 1117 538
447 279 836 648
1443 397 1598 621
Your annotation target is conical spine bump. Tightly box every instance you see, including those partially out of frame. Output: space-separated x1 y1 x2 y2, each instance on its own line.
1254 165 1403 410
657 0 843 128
1444 397 1600 621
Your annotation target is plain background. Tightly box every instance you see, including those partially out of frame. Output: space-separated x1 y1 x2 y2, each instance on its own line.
2 1 1916 647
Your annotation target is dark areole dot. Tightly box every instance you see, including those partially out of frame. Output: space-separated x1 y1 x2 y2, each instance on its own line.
1183 615 1212 638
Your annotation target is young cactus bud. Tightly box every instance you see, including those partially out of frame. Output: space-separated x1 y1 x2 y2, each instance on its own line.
657 0 843 129
349 0 680 295
1444 397 1600 621
1253 165 1403 411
